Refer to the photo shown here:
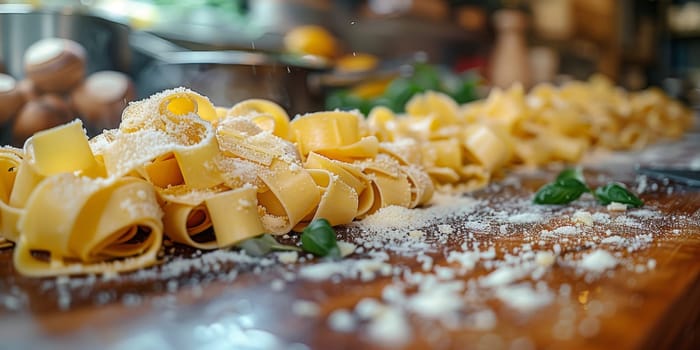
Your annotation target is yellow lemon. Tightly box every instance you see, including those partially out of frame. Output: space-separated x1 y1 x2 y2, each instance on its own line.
284 25 338 58
335 53 379 73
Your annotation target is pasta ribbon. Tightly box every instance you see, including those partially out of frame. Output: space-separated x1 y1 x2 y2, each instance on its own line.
159 184 265 249
257 159 320 234
228 99 291 139
367 106 398 142
101 89 224 190
461 125 510 172
30 120 98 177
216 117 289 166
206 187 266 247
406 91 460 126
14 175 163 276
290 111 378 160
0 147 23 243
293 169 358 231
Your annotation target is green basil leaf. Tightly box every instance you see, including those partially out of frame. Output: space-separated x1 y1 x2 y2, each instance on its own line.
301 218 341 258
534 178 589 204
594 183 644 207
237 234 300 257
556 168 585 184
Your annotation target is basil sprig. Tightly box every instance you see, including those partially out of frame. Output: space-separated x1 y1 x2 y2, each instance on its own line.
534 168 589 204
533 178 589 204
594 182 644 207
301 218 341 258
534 168 643 207
237 234 301 257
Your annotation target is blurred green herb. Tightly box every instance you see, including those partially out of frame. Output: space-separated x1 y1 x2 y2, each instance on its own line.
594 183 644 208
237 233 300 257
534 168 643 207
325 63 480 115
301 218 341 258
533 177 590 205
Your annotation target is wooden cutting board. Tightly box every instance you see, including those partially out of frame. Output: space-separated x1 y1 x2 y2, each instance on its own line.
0 133 698 350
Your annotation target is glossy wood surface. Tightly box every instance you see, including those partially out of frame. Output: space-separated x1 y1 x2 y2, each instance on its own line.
0 132 699 350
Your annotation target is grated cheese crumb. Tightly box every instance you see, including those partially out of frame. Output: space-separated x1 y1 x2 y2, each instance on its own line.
328 309 357 333
572 211 593 226
580 249 617 272
606 202 628 211
277 251 299 264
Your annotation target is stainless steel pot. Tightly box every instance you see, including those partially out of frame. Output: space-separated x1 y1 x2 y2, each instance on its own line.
130 31 329 115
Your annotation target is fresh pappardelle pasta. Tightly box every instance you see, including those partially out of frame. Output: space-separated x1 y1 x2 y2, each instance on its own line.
0 76 693 276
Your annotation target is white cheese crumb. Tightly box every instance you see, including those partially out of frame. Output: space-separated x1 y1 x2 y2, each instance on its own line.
647 259 656 270
355 298 383 320
572 211 593 226
535 251 555 267
467 309 497 331
328 309 357 333
580 249 617 272
495 283 553 312
434 266 456 280
292 300 320 317
437 225 453 234
366 307 411 347
606 202 628 211
481 266 524 287
337 241 357 257
277 251 298 264
270 279 285 292
578 317 600 338
408 230 425 239
601 235 624 245
552 226 580 235
508 213 543 224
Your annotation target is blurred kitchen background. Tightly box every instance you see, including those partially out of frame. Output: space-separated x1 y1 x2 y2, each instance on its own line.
1 0 699 145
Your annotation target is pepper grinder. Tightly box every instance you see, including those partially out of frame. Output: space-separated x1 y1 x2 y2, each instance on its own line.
490 9 531 89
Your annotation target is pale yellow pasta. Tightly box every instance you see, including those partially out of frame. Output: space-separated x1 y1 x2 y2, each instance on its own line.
290 111 379 160
378 139 422 166
366 170 411 214
0 147 22 205
355 154 412 214
0 78 692 277
162 201 215 249
294 169 358 231
0 147 23 242
216 117 292 167
204 187 266 247
257 159 320 234
423 138 462 171
227 99 291 139
367 106 398 142
305 152 369 203
461 125 510 172
405 91 460 126
30 120 98 177
618 125 649 150
101 89 222 183
173 134 223 189
159 186 223 250
458 164 490 191
143 153 185 188
401 165 434 208
14 175 163 277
